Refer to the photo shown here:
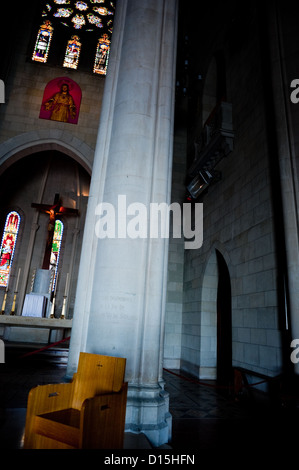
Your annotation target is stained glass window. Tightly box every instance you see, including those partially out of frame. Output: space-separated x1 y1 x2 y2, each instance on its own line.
76 2 88 11
32 20 54 63
54 8 73 17
0 212 21 288
93 33 110 75
34 1 115 74
63 35 82 69
42 0 115 32
50 219 64 290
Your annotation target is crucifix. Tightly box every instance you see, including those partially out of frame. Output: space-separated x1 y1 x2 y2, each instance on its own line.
32 193 79 269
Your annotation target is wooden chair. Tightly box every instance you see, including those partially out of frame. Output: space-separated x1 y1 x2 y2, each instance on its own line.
23 352 128 449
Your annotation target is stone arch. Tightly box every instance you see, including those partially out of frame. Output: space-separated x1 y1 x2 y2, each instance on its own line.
199 249 218 379
0 130 94 177
0 138 92 318
199 243 232 381
215 249 232 387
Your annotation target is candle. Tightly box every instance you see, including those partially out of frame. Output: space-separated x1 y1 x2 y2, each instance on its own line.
15 268 21 293
64 273 69 297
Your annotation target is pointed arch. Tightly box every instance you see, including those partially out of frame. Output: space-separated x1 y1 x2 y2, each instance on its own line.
199 245 232 381
0 131 93 178
199 249 218 379
215 249 232 387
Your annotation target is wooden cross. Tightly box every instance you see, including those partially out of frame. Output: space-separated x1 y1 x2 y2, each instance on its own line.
32 193 79 269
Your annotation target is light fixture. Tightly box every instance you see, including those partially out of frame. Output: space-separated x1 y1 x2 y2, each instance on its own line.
187 170 213 199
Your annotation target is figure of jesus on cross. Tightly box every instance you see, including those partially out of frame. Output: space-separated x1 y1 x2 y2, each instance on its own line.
32 193 79 270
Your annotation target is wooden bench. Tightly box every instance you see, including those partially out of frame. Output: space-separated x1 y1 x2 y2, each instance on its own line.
23 352 128 449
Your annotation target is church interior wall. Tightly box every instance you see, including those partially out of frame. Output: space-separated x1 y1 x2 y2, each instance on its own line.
0 0 297 395
0 0 105 161
163 127 187 370
0 1 104 327
279 4 299 205
177 2 284 379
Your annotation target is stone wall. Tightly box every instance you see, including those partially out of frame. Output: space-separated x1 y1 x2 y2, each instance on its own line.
0 3 104 322
164 126 187 370
0 3 105 164
175 3 284 378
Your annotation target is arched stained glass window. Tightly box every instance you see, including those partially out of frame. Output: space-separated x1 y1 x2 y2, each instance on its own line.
50 219 64 291
93 33 110 75
63 35 82 69
0 212 21 288
32 20 54 63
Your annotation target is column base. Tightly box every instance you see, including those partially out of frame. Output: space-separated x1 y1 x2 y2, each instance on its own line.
125 384 172 447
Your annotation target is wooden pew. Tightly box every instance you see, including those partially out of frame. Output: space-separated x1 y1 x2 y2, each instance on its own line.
23 353 128 449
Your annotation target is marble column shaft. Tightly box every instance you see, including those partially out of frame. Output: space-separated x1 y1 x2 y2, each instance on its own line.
67 0 178 446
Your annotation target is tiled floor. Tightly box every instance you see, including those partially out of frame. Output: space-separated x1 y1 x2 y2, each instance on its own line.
1 349 299 456
164 368 299 457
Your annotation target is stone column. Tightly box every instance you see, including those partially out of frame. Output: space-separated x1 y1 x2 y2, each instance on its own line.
266 4 299 374
67 0 178 446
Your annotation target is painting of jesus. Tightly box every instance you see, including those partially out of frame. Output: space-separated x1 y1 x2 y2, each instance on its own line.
39 77 82 124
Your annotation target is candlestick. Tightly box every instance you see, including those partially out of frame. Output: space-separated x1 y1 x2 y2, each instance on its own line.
60 297 67 320
49 270 54 294
50 295 56 318
10 293 17 315
54 272 59 296
30 268 36 293
1 291 7 315
61 273 70 319
50 272 58 318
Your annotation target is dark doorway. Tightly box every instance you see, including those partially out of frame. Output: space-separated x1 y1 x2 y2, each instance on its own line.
216 250 232 388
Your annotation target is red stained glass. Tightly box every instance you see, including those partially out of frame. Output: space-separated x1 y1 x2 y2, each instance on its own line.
0 212 21 288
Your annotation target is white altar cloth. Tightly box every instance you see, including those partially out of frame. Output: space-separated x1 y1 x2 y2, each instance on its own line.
22 294 47 318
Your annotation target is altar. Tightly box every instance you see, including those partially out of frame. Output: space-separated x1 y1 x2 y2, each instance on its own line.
0 194 77 345
0 315 72 344
21 268 53 319
22 294 48 318
0 269 72 344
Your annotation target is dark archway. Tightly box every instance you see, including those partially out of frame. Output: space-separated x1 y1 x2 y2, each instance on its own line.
216 250 232 388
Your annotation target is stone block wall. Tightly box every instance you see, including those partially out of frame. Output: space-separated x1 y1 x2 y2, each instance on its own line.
0 5 104 321
163 127 187 370
0 5 105 161
179 4 284 378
